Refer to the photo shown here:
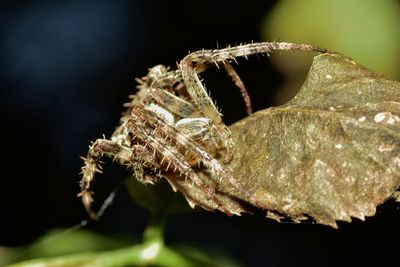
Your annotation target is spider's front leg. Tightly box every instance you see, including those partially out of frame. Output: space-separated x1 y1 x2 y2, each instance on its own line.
146 64 251 117
121 64 170 122
79 138 154 219
179 42 332 117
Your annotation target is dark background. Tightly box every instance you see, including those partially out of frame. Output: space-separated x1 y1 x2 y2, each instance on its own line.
1 1 399 266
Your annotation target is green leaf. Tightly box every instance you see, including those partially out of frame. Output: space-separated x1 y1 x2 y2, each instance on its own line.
9 232 243 267
221 53 400 227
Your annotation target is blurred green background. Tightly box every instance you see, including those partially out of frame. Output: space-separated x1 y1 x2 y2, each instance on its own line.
263 0 400 103
264 0 400 79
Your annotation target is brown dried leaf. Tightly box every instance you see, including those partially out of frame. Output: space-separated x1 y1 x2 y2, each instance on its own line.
217 53 400 227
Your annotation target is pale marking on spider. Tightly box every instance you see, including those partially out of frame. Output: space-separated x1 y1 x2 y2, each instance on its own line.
79 42 332 219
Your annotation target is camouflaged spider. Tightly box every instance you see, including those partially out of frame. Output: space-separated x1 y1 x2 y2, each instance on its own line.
79 42 330 219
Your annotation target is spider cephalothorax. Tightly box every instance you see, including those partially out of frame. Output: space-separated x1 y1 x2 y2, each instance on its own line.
79 42 331 219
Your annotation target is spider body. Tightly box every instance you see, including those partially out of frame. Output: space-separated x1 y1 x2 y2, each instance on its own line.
79 42 331 219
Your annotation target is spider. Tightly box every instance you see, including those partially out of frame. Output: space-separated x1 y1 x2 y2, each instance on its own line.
79 42 331 219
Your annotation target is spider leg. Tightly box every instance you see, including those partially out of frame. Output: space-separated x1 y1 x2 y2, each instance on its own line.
175 117 228 163
79 138 149 219
150 70 235 162
149 86 198 118
179 42 333 120
121 65 170 121
147 70 203 118
127 108 235 215
151 65 253 117
151 69 182 89
223 62 252 115
152 65 252 116
184 42 332 69
78 139 131 219
133 106 263 210
125 68 200 119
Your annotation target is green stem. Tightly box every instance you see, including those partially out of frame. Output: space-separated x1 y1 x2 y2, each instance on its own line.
142 211 167 246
